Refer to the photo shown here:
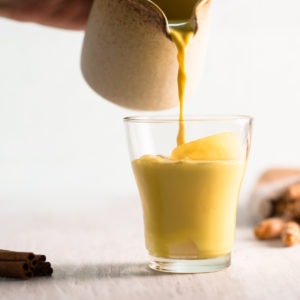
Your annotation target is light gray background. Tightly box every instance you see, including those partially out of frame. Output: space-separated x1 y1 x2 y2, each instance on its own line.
1 0 300 212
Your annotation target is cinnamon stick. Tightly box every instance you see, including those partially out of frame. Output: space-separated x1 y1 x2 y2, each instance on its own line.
34 254 46 262
0 261 33 279
0 250 34 262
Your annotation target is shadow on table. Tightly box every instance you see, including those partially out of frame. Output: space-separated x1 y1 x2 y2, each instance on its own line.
53 262 169 280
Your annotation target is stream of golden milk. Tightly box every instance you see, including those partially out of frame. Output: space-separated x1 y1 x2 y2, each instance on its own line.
150 0 201 145
169 28 194 145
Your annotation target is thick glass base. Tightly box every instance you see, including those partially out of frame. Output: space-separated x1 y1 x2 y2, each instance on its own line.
149 254 231 274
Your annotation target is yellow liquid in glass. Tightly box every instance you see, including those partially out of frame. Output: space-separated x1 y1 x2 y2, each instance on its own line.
132 157 245 258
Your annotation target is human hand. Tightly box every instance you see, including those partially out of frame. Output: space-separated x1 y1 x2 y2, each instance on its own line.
0 0 94 30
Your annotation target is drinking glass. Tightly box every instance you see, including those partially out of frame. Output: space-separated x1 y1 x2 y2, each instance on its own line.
124 115 252 273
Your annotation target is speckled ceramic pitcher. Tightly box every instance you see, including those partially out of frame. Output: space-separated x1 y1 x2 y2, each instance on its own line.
81 0 211 110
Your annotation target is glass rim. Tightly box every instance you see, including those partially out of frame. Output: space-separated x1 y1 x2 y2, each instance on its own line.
123 114 253 123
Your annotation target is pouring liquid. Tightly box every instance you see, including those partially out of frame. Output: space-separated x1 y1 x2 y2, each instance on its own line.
149 0 201 145
169 23 194 146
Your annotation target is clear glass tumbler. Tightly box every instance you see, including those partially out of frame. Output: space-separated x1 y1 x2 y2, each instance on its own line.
124 115 253 273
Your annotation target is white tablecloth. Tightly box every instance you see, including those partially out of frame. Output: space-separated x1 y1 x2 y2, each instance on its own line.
1 196 300 300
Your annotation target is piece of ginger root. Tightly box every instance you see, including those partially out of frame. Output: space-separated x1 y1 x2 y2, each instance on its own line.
254 217 285 240
281 221 300 247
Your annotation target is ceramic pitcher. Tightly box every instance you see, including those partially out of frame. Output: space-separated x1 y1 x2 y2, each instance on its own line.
81 0 211 110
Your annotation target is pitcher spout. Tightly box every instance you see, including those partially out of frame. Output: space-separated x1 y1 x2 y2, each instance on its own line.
147 0 210 35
